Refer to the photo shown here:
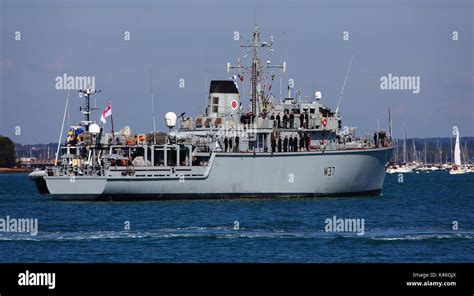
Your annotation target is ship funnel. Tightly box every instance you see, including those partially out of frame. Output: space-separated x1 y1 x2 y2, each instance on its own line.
207 80 240 118
165 112 177 128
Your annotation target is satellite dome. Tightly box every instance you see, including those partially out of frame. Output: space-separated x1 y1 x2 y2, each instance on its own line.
315 91 322 99
89 123 101 134
123 126 132 137
165 112 177 128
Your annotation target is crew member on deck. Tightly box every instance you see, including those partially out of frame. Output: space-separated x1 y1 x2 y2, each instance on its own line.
270 113 275 128
380 131 386 147
283 136 288 152
229 137 233 152
224 137 228 152
289 136 294 152
283 112 288 129
271 136 276 153
299 113 305 128
293 135 299 152
289 112 294 129
278 136 282 152
235 136 240 151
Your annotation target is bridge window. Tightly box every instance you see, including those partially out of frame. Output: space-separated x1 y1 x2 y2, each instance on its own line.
211 97 219 113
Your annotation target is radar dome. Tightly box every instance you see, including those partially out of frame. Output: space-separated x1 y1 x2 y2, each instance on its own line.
315 91 322 99
165 112 177 128
89 123 101 134
123 126 132 137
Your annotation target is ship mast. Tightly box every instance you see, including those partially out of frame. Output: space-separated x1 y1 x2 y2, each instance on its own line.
78 87 101 131
227 25 285 117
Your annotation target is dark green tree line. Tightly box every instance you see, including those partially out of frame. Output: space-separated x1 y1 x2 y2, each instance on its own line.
0 135 16 168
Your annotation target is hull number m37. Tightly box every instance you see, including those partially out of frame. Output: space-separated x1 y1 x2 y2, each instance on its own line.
324 166 336 176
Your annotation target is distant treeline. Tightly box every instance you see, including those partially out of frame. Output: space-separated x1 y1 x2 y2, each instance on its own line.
0 136 16 168
392 137 474 164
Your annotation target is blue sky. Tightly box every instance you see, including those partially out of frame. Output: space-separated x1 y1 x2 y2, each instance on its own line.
0 0 472 144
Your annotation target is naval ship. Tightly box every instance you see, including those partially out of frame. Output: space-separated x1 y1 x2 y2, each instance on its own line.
33 26 394 201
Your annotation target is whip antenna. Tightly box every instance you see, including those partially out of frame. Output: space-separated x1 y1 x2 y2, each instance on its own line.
335 54 354 114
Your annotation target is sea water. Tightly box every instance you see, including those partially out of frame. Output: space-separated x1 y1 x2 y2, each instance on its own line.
0 172 472 262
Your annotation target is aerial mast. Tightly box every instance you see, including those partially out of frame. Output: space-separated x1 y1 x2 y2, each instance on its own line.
227 25 286 117
78 87 101 131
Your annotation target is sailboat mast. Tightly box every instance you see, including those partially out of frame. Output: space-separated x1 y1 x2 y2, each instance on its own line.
403 123 407 163
412 138 417 163
395 140 399 162
450 137 453 163
388 107 392 139
463 142 469 164
424 140 427 164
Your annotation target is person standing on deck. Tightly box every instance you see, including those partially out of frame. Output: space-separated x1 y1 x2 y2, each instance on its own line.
283 136 288 152
224 137 228 152
271 136 276 153
289 112 295 129
278 136 282 152
235 136 240 152
293 135 299 151
270 113 275 128
289 136 294 152
282 112 288 129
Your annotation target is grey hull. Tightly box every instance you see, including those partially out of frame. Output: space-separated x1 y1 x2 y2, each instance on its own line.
107 147 391 201
44 176 107 201
46 147 393 201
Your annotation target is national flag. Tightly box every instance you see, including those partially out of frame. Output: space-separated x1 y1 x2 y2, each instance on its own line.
238 74 244 81
100 102 112 124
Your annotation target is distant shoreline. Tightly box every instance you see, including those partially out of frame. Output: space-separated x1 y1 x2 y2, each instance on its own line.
0 168 32 174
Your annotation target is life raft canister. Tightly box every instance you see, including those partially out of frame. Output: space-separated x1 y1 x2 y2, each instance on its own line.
230 100 238 110
321 117 328 127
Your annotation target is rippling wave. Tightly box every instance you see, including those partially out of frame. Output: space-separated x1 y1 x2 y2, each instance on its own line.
1 227 472 242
